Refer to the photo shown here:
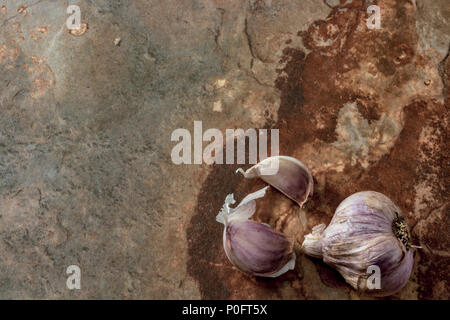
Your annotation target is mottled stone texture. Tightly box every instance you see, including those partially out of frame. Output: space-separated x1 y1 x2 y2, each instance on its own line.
0 0 448 299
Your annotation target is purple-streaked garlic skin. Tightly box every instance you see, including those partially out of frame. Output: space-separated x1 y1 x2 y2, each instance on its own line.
224 220 294 276
217 187 296 277
236 156 314 207
302 191 414 296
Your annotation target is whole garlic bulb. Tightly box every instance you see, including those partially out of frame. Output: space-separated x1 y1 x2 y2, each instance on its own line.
302 191 414 296
216 187 296 277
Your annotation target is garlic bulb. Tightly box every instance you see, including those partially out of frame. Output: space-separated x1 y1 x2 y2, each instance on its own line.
302 191 414 296
236 156 314 207
216 186 296 277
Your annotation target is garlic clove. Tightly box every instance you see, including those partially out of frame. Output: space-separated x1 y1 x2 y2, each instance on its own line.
267 252 296 278
217 187 295 277
224 220 295 277
302 191 415 296
378 249 414 296
236 156 313 207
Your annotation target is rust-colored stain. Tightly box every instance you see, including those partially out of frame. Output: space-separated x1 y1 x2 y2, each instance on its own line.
17 4 28 16
21 55 56 98
0 43 20 69
187 0 449 299
35 26 49 34
69 23 89 37
29 26 50 41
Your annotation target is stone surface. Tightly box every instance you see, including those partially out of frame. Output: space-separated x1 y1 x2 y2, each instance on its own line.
0 0 448 299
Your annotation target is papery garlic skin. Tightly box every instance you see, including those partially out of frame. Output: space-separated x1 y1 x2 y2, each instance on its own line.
217 187 296 277
236 156 314 207
302 191 414 296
